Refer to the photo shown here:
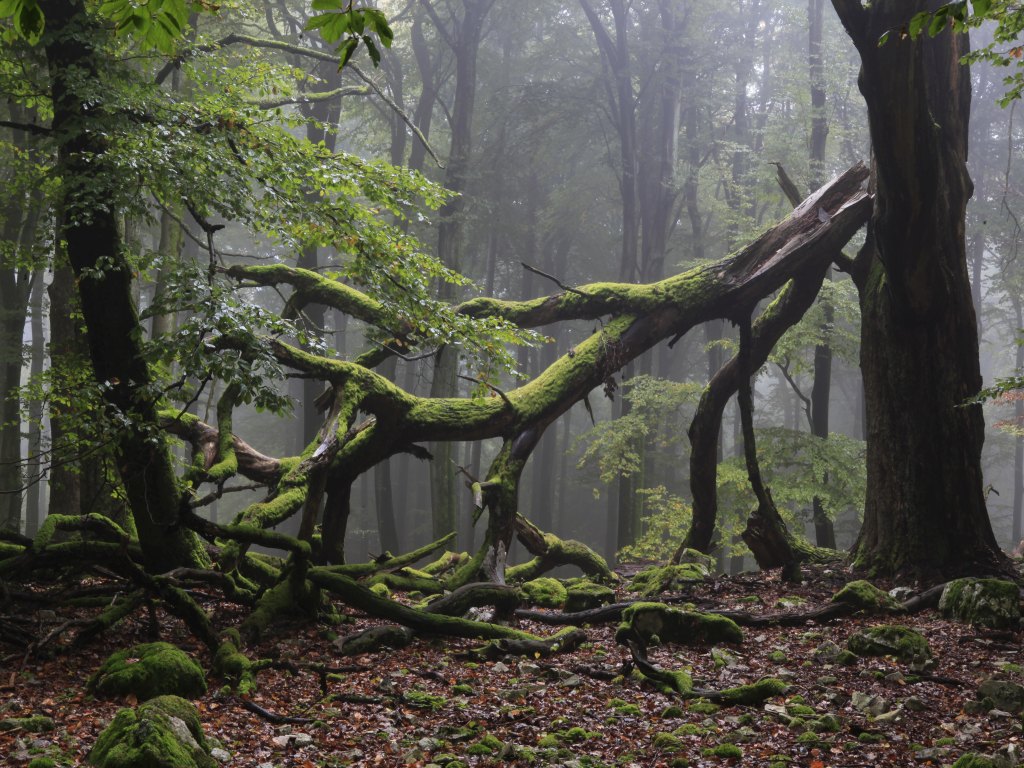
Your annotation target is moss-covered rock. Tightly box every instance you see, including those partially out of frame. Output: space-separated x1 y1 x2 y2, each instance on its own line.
563 581 616 612
832 580 901 613
939 578 1021 630
88 696 215 768
951 754 1001 768
714 678 789 706
630 564 709 597
520 578 568 608
616 603 743 646
846 625 931 664
88 643 207 702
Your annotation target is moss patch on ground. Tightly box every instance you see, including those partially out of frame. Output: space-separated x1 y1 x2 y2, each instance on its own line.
617 603 743 646
846 625 931 664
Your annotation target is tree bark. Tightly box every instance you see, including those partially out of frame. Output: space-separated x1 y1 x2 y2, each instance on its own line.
44 0 205 571
831 0 1007 578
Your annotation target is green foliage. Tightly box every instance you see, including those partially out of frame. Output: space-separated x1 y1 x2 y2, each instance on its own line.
616 488 693 563
902 2 1024 105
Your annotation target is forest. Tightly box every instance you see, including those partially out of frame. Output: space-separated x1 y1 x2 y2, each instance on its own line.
2 0 1024 766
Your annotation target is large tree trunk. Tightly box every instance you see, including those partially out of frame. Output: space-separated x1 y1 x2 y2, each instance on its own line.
831 0 1006 578
44 0 204 571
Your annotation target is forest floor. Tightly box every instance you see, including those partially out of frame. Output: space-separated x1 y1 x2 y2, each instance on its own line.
1 563 1022 768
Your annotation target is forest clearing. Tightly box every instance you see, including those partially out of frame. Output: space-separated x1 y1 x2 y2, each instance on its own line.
3 0 1024 766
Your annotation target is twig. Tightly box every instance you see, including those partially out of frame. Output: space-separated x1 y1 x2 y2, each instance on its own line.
239 698 312 724
458 375 511 405
521 262 588 296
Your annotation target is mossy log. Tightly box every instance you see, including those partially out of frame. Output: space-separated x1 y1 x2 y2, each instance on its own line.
307 566 581 646
508 514 614 583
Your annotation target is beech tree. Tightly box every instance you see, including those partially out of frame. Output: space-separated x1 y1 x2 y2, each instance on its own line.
830 0 1008 578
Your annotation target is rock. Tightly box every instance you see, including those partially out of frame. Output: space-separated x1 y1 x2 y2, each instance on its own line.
832 580 901 613
629 563 709 597
851 692 888 717
889 586 914 602
975 678 1024 715
87 695 215 768
563 581 616 613
209 748 231 763
88 642 207 702
517 662 542 676
812 640 843 664
616 603 742 646
847 624 932 664
520 578 567 608
939 578 1021 630
914 746 951 761
491 662 510 673
904 696 927 712
271 733 313 748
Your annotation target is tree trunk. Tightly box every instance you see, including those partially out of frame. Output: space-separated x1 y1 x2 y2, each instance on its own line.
831 0 1006 578
44 0 204 571
25 270 45 536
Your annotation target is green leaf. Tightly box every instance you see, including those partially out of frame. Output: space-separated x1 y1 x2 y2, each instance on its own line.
972 0 992 17
928 7 950 36
908 11 929 38
877 30 890 47
337 36 359 69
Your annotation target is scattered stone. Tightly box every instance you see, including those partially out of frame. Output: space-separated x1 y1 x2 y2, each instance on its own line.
271 733 313 748
973 678 1024 715
832 580 901 613
813 640 843 664
88 642 207 702
847 624 932 664
889 586 914 603
904 696 927 712
517 662 542 676
209 748 231 763
491 662 510 673
851 691 888 717
939 578 1021 630
914 746 951 762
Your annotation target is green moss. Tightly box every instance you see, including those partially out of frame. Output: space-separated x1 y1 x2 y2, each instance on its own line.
701 743 742 759
847 625 931 663
936 737 956 747
661 705 684 718
466 734 503 755
653 732 683 751
951 754 1000 768
88 643 206 702
939 578 1021 629
858 732 884 743
537 733 560 748
27 759 57 768
521 577 568 608
618 603 742 646
368 582 391 598
688 698 720 715
796 731 822 745
768 649 787 663
212 637 255 695
786 703 815 717
809 715 841 733
0 715 54 732
88 696 214 768
832 580 901 613
713 678 789 706
836 650 859 665
452 684 473 695
563 581 616 612
610 700 641 716
630 564 708 597
402 689 447 710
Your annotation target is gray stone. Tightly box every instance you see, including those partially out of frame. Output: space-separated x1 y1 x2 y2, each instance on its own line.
851 691 888 717
813 640 843 664
977 678 1024 715
272 732 313 748
210 748 231 763
914 746 950 761
904 696 927 712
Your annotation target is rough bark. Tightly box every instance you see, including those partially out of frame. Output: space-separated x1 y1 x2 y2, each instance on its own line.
44 0 205 571
831 0 1008 579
